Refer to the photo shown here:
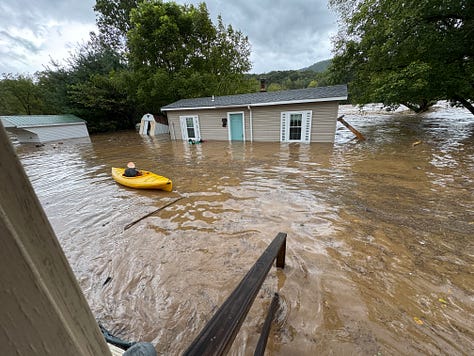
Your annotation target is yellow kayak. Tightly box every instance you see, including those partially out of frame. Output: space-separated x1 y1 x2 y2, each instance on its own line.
111 167 173 191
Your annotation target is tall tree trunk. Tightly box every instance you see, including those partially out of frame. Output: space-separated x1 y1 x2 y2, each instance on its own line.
401 100 433 113
454 96 474 116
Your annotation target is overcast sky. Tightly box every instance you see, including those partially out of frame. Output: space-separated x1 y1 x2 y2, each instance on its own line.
0 0 338 75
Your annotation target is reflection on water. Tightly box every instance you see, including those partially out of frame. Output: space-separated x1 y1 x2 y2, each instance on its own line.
15 105 474 355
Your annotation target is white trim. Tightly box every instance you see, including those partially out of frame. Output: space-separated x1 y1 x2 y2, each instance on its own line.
247 105 253 142
2 122 86 129
227 111 245 141
162 96 347 111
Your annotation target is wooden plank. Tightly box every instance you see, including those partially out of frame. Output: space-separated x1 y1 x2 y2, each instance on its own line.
337 115 366 141
184 232 287 356
0 123 111 355
276 237 286 268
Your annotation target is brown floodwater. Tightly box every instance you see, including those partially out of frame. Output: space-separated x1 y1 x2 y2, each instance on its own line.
14 104 474 355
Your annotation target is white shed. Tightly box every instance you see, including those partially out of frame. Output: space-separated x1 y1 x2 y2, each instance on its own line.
0 114 90 143
138 113 169 136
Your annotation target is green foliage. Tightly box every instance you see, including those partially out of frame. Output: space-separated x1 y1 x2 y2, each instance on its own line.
329 0 474 115
0 74 45 115
93 0 139 54
300 59 332 73
246 67 331 91
127 1 252 108
36 39 137 132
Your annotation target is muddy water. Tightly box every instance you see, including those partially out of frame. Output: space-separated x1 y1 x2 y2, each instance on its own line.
15 104 474 355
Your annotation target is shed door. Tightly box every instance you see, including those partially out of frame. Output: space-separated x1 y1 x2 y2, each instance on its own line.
180 116 200 141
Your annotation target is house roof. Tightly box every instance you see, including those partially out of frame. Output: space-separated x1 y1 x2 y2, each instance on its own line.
0 115 86 128
161 84 348 111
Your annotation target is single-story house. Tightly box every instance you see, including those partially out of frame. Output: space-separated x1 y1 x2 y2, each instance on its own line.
138 113 169 136
161 84 348 143
0 114 90 144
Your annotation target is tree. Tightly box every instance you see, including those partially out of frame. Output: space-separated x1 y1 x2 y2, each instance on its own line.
37 39 138 132
127 1 252 108
245 69 326 91
329 0 474 115
0 74 45 115
93 0 139 54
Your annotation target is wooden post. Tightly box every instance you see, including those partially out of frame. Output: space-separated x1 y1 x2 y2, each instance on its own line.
0 123 112 355
254 293 280 356
276 236 286 268
337 115 366 141
184 232 287 356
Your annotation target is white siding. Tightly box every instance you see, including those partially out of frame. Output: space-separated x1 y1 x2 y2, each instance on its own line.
31 124 90 143
168 108 250 141
311 102 339 142
9 124 90 143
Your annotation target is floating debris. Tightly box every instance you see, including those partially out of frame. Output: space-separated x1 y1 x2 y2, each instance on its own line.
102 276 112 287
413 317 424 325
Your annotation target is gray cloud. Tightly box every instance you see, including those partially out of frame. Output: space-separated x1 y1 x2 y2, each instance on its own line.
187 0 337 72
0 0 336 74
0 0 95 25
0 0 95 74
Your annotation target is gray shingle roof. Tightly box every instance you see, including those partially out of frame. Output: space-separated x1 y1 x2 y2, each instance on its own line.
0 115 86 128
161 84 348 111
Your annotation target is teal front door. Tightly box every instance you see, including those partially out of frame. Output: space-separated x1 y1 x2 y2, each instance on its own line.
229 113 244 141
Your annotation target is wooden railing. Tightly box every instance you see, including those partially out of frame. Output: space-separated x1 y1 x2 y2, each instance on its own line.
184 232 287 356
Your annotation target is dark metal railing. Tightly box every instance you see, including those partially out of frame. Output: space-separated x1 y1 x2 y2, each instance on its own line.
184 232 287 356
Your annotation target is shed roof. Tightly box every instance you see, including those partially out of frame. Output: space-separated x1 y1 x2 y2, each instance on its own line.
161 84 348 111
0 115 86 128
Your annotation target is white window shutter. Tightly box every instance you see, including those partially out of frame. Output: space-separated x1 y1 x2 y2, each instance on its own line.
179 117 188 140
280 112 288 142
303 110 312 143
194 116 201 140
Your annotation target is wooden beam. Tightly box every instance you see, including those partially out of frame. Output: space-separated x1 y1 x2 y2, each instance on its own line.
0 123 112 355
337 115 366 141
124 197 184 230
276 237 286 268
184 232 287 356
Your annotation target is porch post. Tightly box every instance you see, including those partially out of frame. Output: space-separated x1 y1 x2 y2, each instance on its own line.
0 123 111 355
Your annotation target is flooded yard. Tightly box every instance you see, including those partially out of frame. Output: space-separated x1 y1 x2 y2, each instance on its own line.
14 103 474 355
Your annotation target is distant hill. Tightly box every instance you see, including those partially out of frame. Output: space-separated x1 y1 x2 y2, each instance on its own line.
300 59 332 73
245 58 333 91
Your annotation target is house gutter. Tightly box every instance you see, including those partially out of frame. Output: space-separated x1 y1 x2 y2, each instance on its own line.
247 105 253 142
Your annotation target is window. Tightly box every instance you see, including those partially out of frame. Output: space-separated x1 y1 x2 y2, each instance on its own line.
186 117 195 138
289 113 302 140
280 111 312 143
179 116 200 141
